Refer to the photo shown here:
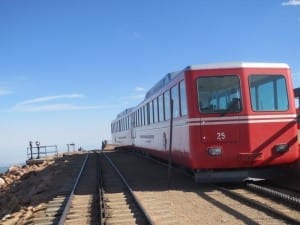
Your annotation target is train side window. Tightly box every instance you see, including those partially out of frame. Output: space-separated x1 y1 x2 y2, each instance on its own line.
139 108 143 127
171 85 180 118
158 94 164 121
149 101 153 124
144 106 147 126
137 110 140 127
141 107 144 127
153 98 158 123
180 80 187 116
137 110 139 127
164 90 171 120
249 75 288 111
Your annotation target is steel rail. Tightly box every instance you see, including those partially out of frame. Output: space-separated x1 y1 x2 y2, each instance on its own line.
246 182 300 209
57 153 89 225
103 152 155 225
211 184 300 225
97 152 106 225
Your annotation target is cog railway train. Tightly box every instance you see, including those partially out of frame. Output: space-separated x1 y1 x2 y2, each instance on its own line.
111 62 299 182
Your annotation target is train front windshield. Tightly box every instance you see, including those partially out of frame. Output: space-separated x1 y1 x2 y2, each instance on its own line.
197 76 241 114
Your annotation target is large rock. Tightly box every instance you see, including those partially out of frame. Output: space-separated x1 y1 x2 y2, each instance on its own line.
8 165 23 177
0 177 5 187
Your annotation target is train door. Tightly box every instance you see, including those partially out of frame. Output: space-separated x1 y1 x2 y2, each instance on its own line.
197 76 241 145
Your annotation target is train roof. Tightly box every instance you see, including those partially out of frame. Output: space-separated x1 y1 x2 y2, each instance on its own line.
145 62 289 100
186 62 289 70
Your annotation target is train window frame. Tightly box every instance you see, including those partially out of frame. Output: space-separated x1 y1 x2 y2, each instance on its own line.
249 74 289 112
171 84 180 118
140 108 143 126
148 101 153 124
158 94 164 122
144 105 147 125
197 75 242 114
141 106 144 126
153 97 158 123
179 80 187 116
164 90 171 120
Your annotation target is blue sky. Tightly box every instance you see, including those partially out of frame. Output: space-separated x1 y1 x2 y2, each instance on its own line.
0 0 300 165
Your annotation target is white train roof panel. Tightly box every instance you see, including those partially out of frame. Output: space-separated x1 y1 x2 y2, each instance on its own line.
186 62 289 70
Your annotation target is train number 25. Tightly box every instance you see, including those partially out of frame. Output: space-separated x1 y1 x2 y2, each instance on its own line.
217 132 226 141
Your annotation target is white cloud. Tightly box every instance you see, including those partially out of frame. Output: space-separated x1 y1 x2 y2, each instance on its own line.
11 93 116 112
11 103 115 112
121 87 146 102
19 94 84 105
135 87 146 92
282 0 300 6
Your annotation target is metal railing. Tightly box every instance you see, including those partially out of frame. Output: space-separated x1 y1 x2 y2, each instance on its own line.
27 145 58 160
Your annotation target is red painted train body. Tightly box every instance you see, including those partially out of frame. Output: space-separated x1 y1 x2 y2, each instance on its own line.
111 62 299 182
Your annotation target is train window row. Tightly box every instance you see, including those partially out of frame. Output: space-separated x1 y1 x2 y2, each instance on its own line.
111 80 187 133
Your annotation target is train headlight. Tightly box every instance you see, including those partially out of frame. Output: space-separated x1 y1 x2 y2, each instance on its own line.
274 143 289 153
208 146 222 156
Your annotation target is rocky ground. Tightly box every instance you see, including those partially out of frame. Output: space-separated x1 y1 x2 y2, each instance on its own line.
0 152 85 225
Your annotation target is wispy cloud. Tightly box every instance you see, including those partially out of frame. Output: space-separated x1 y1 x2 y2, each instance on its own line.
119 87 146 106
11 103 115 112
282 0 300 6
19 94 84 105
135 87 146 92
11 93 115 112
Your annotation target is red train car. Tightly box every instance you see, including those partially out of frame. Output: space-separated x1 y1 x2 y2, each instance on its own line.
111 62 299 182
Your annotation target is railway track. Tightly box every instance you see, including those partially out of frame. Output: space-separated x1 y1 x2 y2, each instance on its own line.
26 153 101 225
100 152 151 225
101 152 177 224
245 181 300 209
23 149 300 225
211 182 300 224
